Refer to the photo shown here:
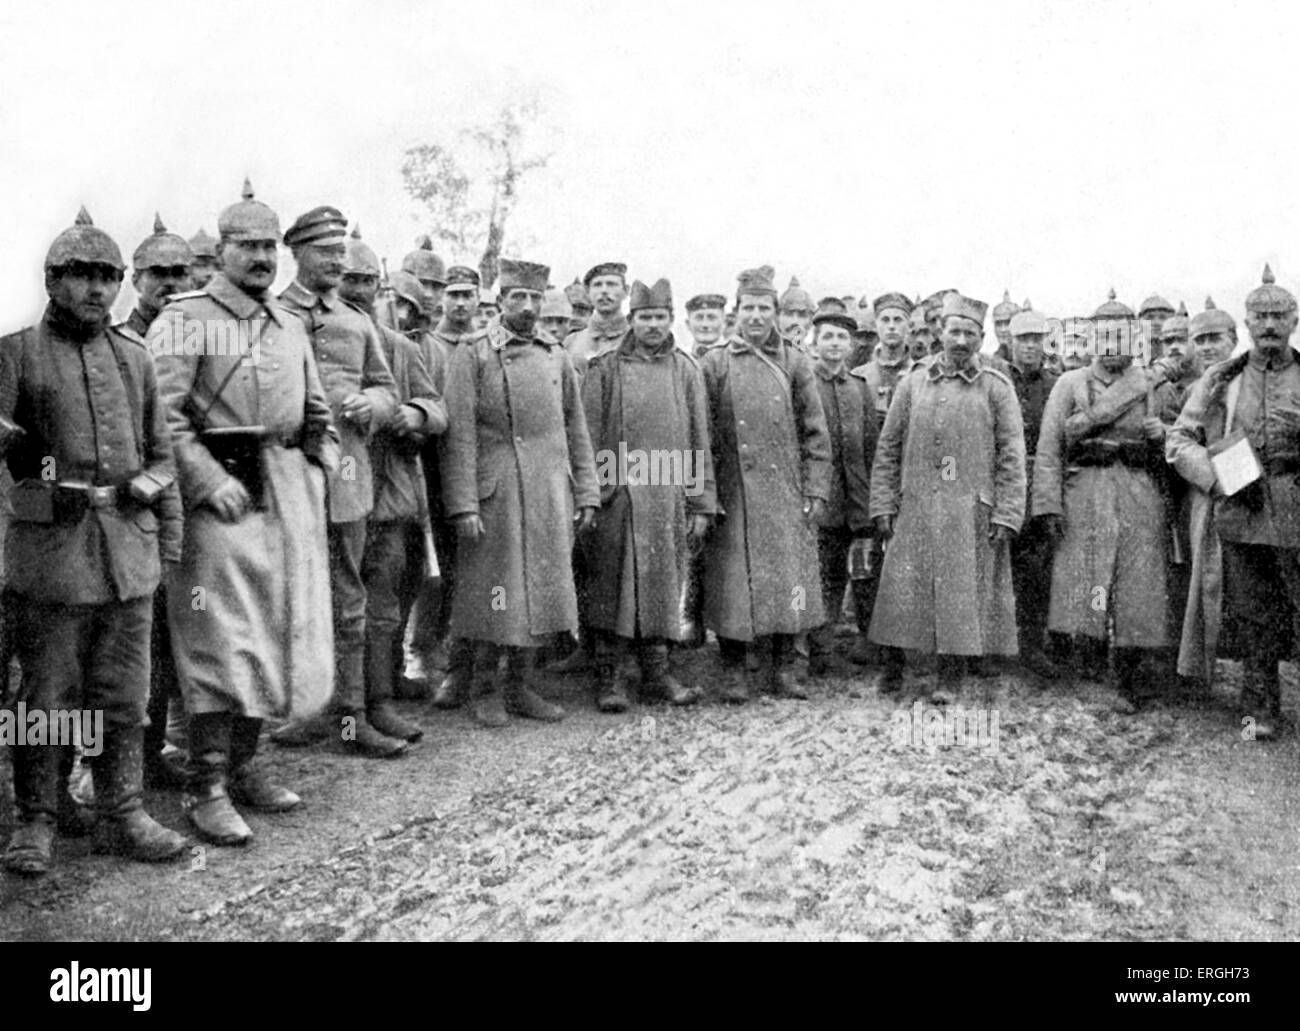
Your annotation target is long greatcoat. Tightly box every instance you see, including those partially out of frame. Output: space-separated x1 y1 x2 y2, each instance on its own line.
152 273 338 719
699 333 830 640
1032 362 1175 647
868 357 1026 655
441 320 600 646
580 332 716 639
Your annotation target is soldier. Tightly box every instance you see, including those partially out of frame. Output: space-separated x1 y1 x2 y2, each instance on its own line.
816 296 847 317
991 290 1020 363
700 267 830 703
777 277 815 348
848 307 878 369
1139 292 1176 361
565 279 593 334
851 292 915 418
272 205 403 758
187 227 220 290
869 293 1026 702
414 266 482 707
153 180 339 844
441 258 599 726
474 294 500 331
538 288 574 345
1005 307 1062 680
122 215 194 337
685 293 728 358
908 302 938 363
807 311 877 677
401 235 448 323
0 208 187 875
1033 290 1176 712
1190 297 1237 368
1167 267 1300 739
565 261 629 372
921 288 957 342
1157 303 1195 408
120 215 196 790
581 278 716 711
339 229 447 744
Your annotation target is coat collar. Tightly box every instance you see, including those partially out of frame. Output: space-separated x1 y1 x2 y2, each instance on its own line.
487 318 553 351
814 361 849 383
586 311 628 340
614 329 678 359
926 355 983 383
281 279 338 313
206 272 284 326
726 329 785 356
1248 346 1297 372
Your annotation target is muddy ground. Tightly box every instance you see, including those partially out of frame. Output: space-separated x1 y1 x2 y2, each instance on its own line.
2 636 1299 942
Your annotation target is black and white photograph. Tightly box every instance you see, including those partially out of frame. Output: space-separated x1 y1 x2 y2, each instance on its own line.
0 0 1296 977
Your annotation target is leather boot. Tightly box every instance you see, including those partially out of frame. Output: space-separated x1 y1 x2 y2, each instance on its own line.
931 655 962 705
639 639 699 705
1242 656 1282 741
228 716 300 812
432 638 474 710
472 642 509 728
184 713 253 846
91 728 187 862
57 744 95 837
808 625 854 678
366 629 423 742
769 635 808 699
719 661 750 705
334 648 407 758
4 744 58 875
878 646 905 695
1074 635 1109 684
595 634 632 713
1111 648 1142 715
506 648 565 722
545 634 592 675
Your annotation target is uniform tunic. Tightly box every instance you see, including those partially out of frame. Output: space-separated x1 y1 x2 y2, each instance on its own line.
565 312 628 376
700 333 830 640
580 332 716 639
1033 362 1174 647
152 273 338 719
868 357 1026 655
441 320 600 646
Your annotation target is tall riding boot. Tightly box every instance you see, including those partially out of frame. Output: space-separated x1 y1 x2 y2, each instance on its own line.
90 727 187 862
57 744 95 837
595 632 632 713
3 743 58 876
471 641 508 728
228 716 300 812
638 639 699 705
506 647 565 722
334 648 407 758
366 628 423 742
185 712 252 846
769 634 808 699
1242 655 1282 740
432 637 475 710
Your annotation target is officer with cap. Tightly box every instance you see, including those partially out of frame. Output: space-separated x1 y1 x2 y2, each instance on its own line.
273 205 403 758
153 180 340 845
338 226 447 742
1 208 187 874
684 293 728 359
400 235 448 321
442 258 599 726
1006 306 1062 680
120 214 195 338
187 227 220 290
1168 266 1300 738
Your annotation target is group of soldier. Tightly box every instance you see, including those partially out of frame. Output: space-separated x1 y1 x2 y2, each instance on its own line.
2 178 1296 879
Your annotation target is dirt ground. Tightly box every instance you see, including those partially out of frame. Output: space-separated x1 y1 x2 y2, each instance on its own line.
2 637 1299 942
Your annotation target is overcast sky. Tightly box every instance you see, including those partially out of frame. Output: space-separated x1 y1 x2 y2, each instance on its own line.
2 0 1297 334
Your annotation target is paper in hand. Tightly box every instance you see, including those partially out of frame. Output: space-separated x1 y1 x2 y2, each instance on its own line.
1209 429 1263 497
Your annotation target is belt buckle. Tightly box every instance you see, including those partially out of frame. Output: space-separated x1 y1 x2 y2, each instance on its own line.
88 485 116 509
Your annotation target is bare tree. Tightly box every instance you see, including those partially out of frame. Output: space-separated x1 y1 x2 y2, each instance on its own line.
401 98 551 288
